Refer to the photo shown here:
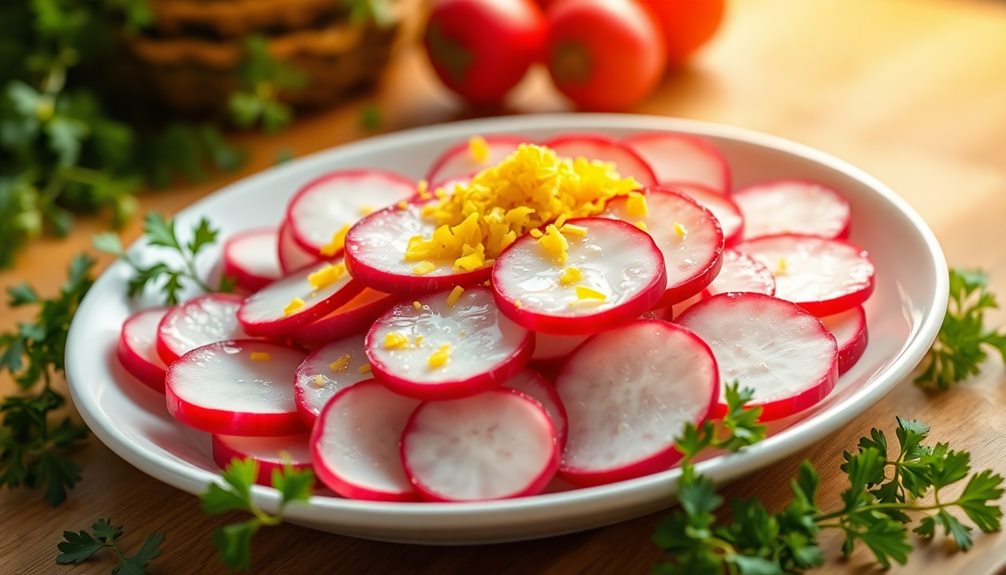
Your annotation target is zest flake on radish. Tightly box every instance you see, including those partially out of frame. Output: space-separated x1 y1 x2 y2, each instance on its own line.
703 249 776 297
676 293 838 421
311 380 421 501
621 132 731 193
425 135 524 188
820 306 868 374
117 307 169 392
165 340 306 436
503 368 569 447
734 180 851 240
157 293 247 364
671 182 744 246
544 134 658 187
602 188 723 306
556 320 718 486
366 286 533 399
401 389 559 501
277 218 321 274
736 234 875 316
287 169 416 256
212 433 312 487
294 333 372 426
223 228 283 292
292 286 395 349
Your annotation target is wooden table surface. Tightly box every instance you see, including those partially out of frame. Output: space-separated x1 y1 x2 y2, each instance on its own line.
4 0 1006 573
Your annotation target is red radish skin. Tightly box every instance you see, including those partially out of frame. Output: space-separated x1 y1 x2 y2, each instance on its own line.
223 228 283 292
503 368 569 447
670 293 702 319
287 169 415 256
311 380 421 501
556 320 718 486
366 287 533 400
117 307 170 392
292 286 394 349
165 340 307 436
425 135 524 188
622 132 731 193
212 433 312 487
734 180 851 240
401 388 559 501
237 258 362 337
820 306 869 374
671 182 744 246
702 249 776 298
157 293 247 364
736 234 875 316
544 134 657 187
344 200 492 295
602 188 723 306
277 218 321 274
294 333 372 426
676 293 838 421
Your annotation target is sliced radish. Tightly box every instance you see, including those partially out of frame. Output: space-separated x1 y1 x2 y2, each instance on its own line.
222 228 282 292
425 135 524 188
622 132 731 193
277 218 321 274
237 258 362 337
291 286 394 349
288 170 415 256
366 286 533 399
736 234 875 316
545 134 657 186
117 307 170 392
703 249 776 297
555 320 718 486
676 293 838 421
294 333 372 426
734 180 851 240
157 293 248 364
401 388 558 501
212 433 312 487
502 368 568 447
672 182 744 246
311 380 421 501
531 332 588 361
344 200 491 295
493 217 666 335
602 188 722 306
165 340 306 436
820 306 869 374
670 293 702 319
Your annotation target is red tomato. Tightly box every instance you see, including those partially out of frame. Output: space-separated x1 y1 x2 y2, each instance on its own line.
423 0 546 105
545 0 665 111
639 0 726 66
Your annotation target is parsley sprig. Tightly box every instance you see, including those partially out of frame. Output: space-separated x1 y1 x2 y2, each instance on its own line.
201 458 314 572
916 268 1006 391
57 518 165 575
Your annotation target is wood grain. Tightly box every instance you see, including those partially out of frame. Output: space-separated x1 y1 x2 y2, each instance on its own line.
3 0 1006 573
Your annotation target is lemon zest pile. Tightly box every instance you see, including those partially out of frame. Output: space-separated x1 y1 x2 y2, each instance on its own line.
427 344 451 369
560 223 588 237
537 224 569 264
626 192 648 218
328 355 351 372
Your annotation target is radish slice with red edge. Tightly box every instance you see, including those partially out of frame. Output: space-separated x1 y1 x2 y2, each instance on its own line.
117 307 169 392
703 249 776 297
287 170 416 256
503 368 569 447
556 320 718 486
544 134 657 186
237 258 362 337
157 293 247 364
425 135 524 189
344 200 491 295
294 333 371 426
532 332 588 361
277 218 321 274
736 234 875 316
401 388 559 501
672 182 744 245
734 180 851 240
820 306 868 374
602 188 723 306
676 293 838 421
311 380 421 501
292 285 394 349
223 228 282 292
165 340 307 436
212 433 312 487
493 217 666 335
366 286 533 399
622 132 731 193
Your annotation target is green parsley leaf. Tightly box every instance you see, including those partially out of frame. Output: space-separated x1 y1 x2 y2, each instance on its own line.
55 519 164 574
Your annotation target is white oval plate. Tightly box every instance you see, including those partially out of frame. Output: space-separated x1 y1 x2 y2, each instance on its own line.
66 114 947 544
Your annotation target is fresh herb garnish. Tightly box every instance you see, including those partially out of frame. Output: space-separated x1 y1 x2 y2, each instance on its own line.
228 35 306 134
56 518 165 575
201 458 314 572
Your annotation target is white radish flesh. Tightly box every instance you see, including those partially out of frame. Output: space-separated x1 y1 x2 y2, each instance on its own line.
294 333 372 425
292 287 394 349
531 332 588 361
545 134 657 186
622 132 731 193
503 368 568 446
820 306 869 374
734 180 851 240
223 228 282 292
277 219 320 274
212 433 312 486
703 249 776 297
157 293 247 364
672 182 744 245
117 307 169 392
426 136 523 188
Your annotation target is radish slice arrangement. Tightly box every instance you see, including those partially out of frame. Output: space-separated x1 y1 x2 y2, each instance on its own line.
676 293 838 421
120 130 880 501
